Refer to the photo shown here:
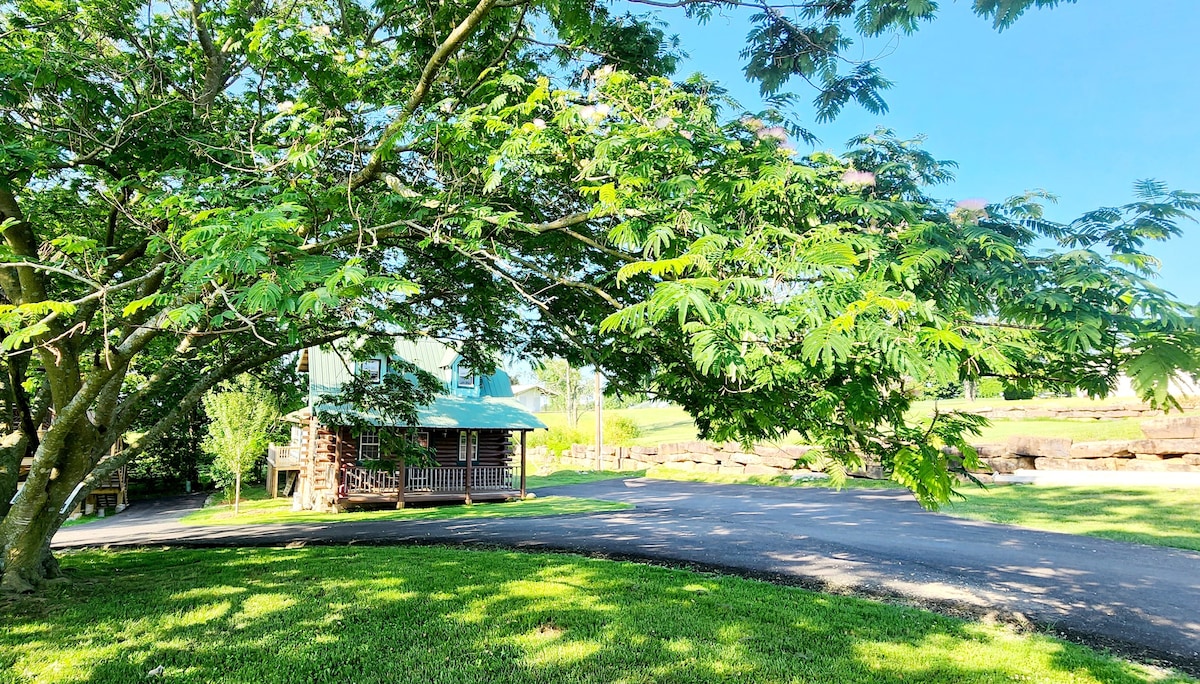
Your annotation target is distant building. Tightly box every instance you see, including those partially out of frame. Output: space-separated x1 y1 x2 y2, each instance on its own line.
510 384 555 413
1109 373 1200 399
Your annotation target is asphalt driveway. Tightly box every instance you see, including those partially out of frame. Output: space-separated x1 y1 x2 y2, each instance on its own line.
53 478 1200 673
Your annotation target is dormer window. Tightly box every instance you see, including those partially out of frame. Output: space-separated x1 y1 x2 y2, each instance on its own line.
456 364 475 388
360 359 382 383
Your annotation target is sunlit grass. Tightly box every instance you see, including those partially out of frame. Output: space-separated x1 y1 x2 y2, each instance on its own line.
943 486 1200 551
524 470 645 488
180 492 630 526
2 547 1190 683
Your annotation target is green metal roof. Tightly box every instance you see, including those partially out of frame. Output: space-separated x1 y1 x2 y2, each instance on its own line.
414 396 546 430
306 337 546 431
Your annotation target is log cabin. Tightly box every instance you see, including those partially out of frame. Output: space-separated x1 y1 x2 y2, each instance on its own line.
269 339 546 511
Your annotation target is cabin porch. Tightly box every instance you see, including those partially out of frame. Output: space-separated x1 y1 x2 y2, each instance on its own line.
339 464 522 505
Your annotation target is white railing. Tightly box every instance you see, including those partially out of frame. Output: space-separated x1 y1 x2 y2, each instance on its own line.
341 466 515 495
267 444 305 469
342 467 401 494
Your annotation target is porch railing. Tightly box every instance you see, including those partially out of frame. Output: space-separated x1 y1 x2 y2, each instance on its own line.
267 444 305 470
341 466 514 495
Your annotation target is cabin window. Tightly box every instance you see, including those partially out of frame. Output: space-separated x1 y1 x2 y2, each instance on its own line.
457 430 479 463
360 358 382 383
456 364 475 388
415 432 430 449
358 432 380 461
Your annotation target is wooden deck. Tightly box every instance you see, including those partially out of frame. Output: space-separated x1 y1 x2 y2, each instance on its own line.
340 490 521 505
338 465 520 507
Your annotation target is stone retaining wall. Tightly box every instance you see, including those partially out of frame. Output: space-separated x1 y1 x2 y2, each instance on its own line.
533 416 1200 479
530 441 835 479
971 415 1200 474
971 402 1195 421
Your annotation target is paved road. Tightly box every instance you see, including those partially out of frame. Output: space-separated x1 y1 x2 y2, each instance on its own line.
54 479 1200 673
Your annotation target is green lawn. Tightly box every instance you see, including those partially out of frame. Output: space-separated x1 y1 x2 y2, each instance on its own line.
181 493 630 526
943 486 1200 552
525 470 645 488
2 547 1190 683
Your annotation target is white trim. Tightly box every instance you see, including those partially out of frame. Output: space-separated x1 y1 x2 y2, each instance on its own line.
358 431 381 460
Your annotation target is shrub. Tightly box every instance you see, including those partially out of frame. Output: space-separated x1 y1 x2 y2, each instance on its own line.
976 377 1004 399
527 425 589 456
604 415 642 446
1002 383 1037 401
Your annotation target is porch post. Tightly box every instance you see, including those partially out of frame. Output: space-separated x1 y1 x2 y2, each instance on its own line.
333 429 343 509
396 453 406 509
267 464 278 499
519 430 527 499
464 430 473 505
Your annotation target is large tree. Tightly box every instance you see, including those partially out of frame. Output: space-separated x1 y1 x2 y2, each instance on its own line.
1 0 1196 591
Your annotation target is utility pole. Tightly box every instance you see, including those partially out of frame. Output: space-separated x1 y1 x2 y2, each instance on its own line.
565 361 574 427
594 368 603 470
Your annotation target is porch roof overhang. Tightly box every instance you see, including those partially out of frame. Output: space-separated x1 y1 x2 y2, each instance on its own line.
315 395 547 431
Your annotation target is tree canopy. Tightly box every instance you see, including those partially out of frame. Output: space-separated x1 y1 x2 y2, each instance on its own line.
0 0 1196 590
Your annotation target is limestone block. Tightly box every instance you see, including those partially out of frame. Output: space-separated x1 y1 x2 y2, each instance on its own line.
691 451 720 465
1067 458 1121 471
693 463 720 474
730 452 763 466
1183 454 1200 466
972 443 1008 459
1007 435 1072 459
984 458 1019 474
759 454 800 469
718 464 746 476
1140 416 1200 440
670 460 696 472
631 446 659 456
618 458 641 471
1033 457 1070 470
688 441 717 455
1070 441 1134 459
1134 453 1166 460
743 464 783 476
1128 439 1200 455
1123 459 1171 472
782 445 815 458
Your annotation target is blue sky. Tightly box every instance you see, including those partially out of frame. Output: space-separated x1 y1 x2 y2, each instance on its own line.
641 0 1200 304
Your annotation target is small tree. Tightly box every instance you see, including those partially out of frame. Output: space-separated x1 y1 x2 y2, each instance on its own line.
201 381 280 515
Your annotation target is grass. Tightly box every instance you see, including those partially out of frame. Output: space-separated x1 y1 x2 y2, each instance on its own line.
943 485 1200 552
181 487 631 526
60 508 119 528
2 546 1191 683
525 470 645 488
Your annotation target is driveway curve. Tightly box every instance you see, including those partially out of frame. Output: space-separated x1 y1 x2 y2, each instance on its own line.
53 478 1200 674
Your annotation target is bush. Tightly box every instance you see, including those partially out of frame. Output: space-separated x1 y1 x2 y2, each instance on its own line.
976 377 1004 399
527 425 588 456
1002 383 1037 401
604 415 642 446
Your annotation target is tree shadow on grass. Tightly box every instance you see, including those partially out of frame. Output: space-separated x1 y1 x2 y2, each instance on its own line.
945 486 1200 552
1 547 1189 683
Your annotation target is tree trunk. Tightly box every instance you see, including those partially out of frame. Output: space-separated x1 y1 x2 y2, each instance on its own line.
0 498 64 592
234 471 241 516
1 424 99 592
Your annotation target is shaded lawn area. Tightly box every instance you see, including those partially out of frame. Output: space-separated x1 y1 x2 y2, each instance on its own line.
3 547 1191 684
943 486 1200 552
181 494 630 526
